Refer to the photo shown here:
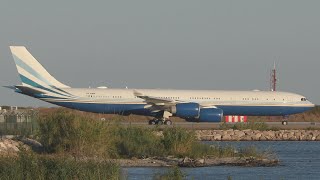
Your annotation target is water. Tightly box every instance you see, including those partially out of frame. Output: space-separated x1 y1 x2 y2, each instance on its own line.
122 141 320 180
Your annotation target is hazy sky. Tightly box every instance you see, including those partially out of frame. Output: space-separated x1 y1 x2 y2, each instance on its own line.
1 0 319 106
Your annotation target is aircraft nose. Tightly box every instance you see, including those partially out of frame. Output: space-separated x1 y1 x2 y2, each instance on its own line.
307 100 315 107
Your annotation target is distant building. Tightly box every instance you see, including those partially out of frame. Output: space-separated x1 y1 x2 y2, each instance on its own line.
0 106 38 135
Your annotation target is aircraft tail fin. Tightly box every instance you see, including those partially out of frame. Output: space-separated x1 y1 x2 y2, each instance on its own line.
9 46 70 88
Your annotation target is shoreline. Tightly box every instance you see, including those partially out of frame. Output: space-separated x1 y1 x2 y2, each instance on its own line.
118 157 279 167
0 137 279 167
195 129 320 141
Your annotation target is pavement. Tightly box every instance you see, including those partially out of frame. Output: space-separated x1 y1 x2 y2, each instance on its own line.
121 121 320 130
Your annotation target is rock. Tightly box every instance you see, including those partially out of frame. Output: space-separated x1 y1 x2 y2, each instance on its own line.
259 136 267 141
180 158 193 167
222 134 232 141
213 135 222 141
263 131 275 137
242 136 253 141
12 146 19 152
299 135 305 141
306 135 313 141
234 131 246 138
226 130 234 135
251 134 260 141
0 142 6 149
295 132 301 137
194 130 320 142
312 131 320 137
199 136 209 141
195 158 205 164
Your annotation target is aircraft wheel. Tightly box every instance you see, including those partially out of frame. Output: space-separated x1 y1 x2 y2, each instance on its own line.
149 119 156 125
164 120 172 125
282 121 288 125
156 120 163 125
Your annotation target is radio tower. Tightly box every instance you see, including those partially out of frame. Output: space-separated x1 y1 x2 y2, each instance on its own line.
270 61 277 91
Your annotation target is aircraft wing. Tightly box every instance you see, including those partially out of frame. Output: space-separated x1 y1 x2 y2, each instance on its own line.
133 90 177 106
134 90 219 112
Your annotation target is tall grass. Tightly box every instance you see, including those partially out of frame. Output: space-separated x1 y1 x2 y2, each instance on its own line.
36 109 118 158
0 149 120 180
162 127 195 157
34 108 271 159
115 126 164 158
219 121 269 131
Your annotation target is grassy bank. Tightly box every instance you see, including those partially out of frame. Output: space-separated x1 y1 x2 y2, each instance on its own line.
35 108 271 159
0 108 276 179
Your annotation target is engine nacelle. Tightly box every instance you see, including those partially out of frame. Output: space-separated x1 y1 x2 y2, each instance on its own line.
172 103 200 118
199 108 223 122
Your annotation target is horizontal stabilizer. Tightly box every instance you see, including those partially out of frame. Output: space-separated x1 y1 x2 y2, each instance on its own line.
3 86 17 90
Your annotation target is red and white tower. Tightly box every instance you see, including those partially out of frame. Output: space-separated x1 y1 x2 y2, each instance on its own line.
270 61 277 91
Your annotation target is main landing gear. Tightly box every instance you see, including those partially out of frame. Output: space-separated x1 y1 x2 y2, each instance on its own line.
148 110 173 125
149 118 172 125
281 115 289 125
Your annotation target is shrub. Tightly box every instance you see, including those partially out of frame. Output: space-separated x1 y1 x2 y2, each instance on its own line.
219 121 269 131
35 108 271 160
36 109 77 153
115 126 164 158
162 127 196 157
0 149 120 180
36 108 118 158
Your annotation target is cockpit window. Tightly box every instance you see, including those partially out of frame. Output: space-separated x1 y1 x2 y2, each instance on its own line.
301 98 307 101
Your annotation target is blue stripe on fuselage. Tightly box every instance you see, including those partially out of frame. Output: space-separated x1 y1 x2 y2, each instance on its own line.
217 105 313 116
51 101 152 115
48 101 312 117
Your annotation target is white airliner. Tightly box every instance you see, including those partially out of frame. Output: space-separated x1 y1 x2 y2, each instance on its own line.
5 46 315 125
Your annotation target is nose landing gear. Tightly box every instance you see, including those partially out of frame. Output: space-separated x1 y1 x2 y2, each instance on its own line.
281 115 289 125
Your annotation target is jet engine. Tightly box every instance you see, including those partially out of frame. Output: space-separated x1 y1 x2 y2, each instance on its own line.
198 108 223 122
171 103 223 122
172 103 200 118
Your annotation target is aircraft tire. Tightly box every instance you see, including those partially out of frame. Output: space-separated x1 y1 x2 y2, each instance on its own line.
156 120 163 125
149 119 156 125
164 120 172 125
